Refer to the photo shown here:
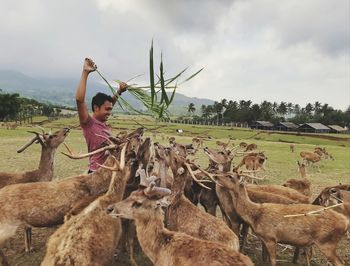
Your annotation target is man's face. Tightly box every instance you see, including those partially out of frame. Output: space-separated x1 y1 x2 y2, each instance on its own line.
93 101 113 122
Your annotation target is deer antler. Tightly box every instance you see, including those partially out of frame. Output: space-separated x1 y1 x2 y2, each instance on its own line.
184 163 211 190
190 162 223 187
17 135 39 153
62 143 117 159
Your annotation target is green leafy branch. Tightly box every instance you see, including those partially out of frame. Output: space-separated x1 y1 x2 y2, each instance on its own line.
96 41 203 119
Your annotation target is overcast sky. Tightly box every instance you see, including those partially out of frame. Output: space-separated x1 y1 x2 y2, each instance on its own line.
0 0 349 110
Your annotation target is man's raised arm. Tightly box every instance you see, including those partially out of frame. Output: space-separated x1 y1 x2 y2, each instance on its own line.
76 58 97 125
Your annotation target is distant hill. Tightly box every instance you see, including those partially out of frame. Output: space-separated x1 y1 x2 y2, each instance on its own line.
0 70 213 115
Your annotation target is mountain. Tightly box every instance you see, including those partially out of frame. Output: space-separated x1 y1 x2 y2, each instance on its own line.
0 70 213 114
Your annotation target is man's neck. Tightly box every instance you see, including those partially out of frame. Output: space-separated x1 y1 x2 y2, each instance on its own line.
92 114 105 124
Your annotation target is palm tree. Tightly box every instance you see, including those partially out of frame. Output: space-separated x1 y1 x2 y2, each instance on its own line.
314 101 322 115
187 103 196 115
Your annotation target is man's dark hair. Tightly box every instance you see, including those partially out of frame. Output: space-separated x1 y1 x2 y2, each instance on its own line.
91 92 113 111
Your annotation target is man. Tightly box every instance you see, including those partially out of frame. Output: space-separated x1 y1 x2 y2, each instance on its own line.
76 58 128 173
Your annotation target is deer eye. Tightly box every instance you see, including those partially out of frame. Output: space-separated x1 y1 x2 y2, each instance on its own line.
132 201 142 208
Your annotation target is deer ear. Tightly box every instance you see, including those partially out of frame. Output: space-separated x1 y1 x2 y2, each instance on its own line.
154 196 170 209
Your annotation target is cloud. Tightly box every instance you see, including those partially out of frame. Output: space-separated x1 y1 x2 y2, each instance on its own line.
0 0 348 109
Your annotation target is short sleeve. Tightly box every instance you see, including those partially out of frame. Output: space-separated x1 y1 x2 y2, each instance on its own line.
80 115 93 129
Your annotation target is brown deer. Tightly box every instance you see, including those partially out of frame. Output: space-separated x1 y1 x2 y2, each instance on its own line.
233 152 267 172
0 128 70 189
290 143 295 152
192 137 203 148
42 145 131 266
214 173 349 266
0 127 69 253
107 183 254 266
153 143 240 251
313 185 350 220
283 161 311 197
0 128 144 265
244 143 257 152
300 151 321 166
314 147 334 160
216 139 230 150
168 136 175 144
239 142 248 148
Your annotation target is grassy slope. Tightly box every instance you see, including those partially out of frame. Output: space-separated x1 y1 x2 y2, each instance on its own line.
0 115 349 265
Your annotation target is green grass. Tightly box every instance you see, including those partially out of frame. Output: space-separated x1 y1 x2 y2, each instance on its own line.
0 115 349 265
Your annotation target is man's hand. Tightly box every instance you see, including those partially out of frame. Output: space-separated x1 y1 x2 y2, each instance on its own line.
83 58 97 73
117 82 129 95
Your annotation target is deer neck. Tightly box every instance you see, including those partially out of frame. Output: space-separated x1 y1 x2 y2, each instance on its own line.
36 146 56 181
299 167 306 179
158 160 168 188
85 156 116 196
135 210 171 263
169 171 186 205
232 184 261 226
101 167 131 207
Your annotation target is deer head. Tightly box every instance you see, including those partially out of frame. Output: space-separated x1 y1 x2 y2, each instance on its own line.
107 182 171 220
17 127 70 153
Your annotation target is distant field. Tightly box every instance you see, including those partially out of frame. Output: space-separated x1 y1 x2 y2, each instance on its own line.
0 115 349 265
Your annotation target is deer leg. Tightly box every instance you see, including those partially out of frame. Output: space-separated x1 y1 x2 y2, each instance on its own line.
261 239 277 266
240 223 249 253
261 242 268 263
24 226 33 252
316 243 344 266
292 247 300 264
126 221 137 266
0 250 9 266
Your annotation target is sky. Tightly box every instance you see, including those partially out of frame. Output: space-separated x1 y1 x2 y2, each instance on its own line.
0 0 349 110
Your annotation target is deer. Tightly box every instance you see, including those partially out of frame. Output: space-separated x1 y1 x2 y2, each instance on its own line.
289 143 295 152
244 143 257 152
42 144 132 266
233 152 267 172
153 143 240 251
214 173 349 266
192 137 203 148
0 127 69 253
283 161 311 197
168 136 176 144
0 127 70 189
313 185 350 220
0 128 144 265
239 142 248 148
216 139 231 150
106 182 254 266
300 151 321 167
314 147 334 160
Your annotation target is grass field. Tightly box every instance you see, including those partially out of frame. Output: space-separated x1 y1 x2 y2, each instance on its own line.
0 115 349 265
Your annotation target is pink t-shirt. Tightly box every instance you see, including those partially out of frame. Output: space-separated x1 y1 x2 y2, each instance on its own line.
81 116 112 171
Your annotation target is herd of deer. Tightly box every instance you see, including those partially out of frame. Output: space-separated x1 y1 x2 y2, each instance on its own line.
0 127 348 266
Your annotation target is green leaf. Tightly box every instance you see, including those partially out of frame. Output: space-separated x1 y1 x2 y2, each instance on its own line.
169 81 178 105
96 70 117 95
165 67 188 86
179 67 204 85
149 40 155 107
159 53 169 105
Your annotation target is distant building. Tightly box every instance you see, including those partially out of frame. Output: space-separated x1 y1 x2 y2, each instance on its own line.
327 125 347 134
275 122 299 132
250 121 274 130
298 123 330 133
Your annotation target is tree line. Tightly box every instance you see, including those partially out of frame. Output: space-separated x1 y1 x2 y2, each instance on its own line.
188 100 350 127
0 91 74 123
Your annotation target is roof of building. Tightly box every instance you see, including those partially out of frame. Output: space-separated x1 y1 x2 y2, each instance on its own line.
255 121 274 127
327 125 347 132
277 122 299 128
299 123 330 130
